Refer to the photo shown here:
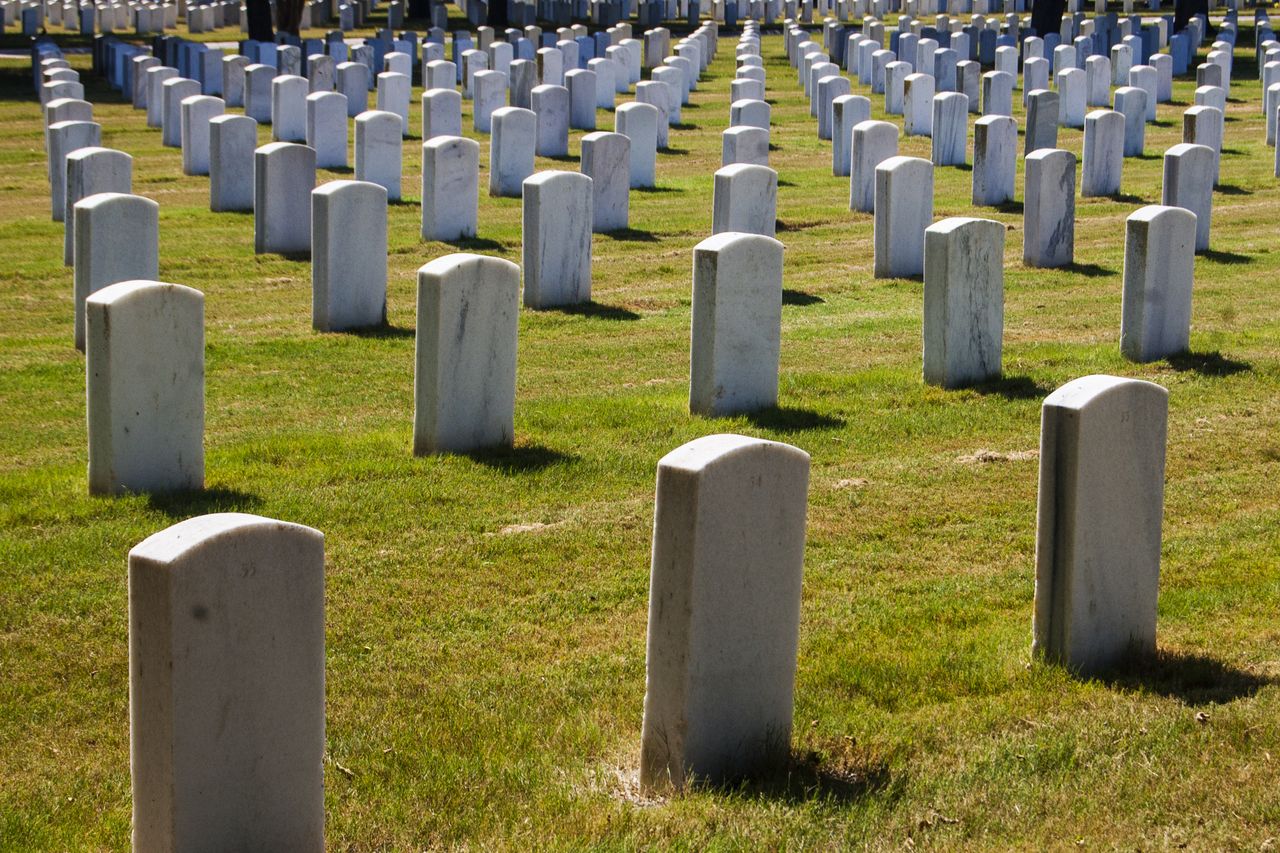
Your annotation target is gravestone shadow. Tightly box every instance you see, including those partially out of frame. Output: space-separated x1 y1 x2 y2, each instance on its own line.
344 322 415 339
969 374 1052 400
782 289 823 306
603 227 660 242
634 185 682 194
659 146 691 156
447 236 506 251
145 486 263 519
746 406 845 432
703 745 897 806
1165 350 1251 376
1098 648 1274 707
465 444 576 473
1061 261 1115 278
321 166 355 175
1214 184 1251 196
993 200 1024 215
547 301 641 321
1200 249 1251 264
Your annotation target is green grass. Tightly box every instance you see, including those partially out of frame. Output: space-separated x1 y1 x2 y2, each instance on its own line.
3 15 1280 849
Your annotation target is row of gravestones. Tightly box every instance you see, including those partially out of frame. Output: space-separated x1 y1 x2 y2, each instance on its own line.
115 370 1170 847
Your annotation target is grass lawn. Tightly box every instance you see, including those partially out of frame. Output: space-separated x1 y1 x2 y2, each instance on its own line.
2 13 1280 849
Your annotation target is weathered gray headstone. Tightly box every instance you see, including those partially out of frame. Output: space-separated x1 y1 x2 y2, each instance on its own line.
421 136 479 241
254 142 316 255
210 115 257 212
581 131 631 232
522 170 592 308
1120 205 1196 363
73 192 159 351
972 115 1015 206
1025 89 1060 154
931 92 968 165
312 180 388 331
923 217 1004 388
1081 109 1124 196
1023 148 1076 268
873 155 933 278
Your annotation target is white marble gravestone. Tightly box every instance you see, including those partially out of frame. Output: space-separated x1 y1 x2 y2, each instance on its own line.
581 131 631 232
1162 142 1214 252
711 163 777 237
180 95 225 176
640 434 809 791
413 253 520 454
923 217 1004 388
850 119 899 213
63 147 132 267
972 115 1015 205
421 135 479 241
210 115 257 212
489 107 537 197
86 280 203 494
1033 375 1167 674
306 91 348 169
873 155 933 278
1081 109 1124 196
616 101 659 187
1023 148 1076 268
48 119 101 221
532 83 571 156
355 110 403 201
1120 205 1196 363
73 192 159 352
254 142 316 255
312 180 388 331
522 170 593 308
129 513 324 849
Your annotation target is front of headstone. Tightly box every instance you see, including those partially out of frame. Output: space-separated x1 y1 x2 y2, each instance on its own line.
873 155 933 278
923 217 1004 388
1033 375 1168 674
86 280 203 494
972 115 1015 205
850 119 899 213
63 147 132 267
522 170 593 308
640 434 809 792
254 142 317 255
312 180 388 332
711 163 777 237
1081 108 1124 196
1023 148 1076 268
355 110 403 201
413 253 521 454
421 136 479 242
210 115 257 212
489 107 537 197
581 131 630 231
1162 142 1214 252
129 513 324 849
1120 205 1196 362
615 101 659 188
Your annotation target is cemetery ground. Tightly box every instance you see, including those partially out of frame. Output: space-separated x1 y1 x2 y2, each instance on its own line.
4 20 1280 848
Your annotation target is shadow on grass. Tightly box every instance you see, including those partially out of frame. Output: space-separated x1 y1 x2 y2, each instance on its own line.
1214 183 1251 196
447 236 506 251
969 374 1052 400
466 444 576 473
1099 648 1274 706
1166 350 1251 376
776 218 825 232
1062 261 1116 278
322 165 355 175
992 199 1024 214
274 250 313 262
1200 248 1251 264
777 178 798 187
603 227 660 242
546 153 580 163
782 288 824 306
952 163 973 172
388 198 419 207
745 406 845 432
545 300 641 321
670 122 698 131
698 746 895 805
146 486 263 518
1108 192 1147 204
634 185 683 193
659 146 691 156
344 322 415 339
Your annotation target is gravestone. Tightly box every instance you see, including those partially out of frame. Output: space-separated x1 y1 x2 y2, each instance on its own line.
472 69 508 132
981 70 1013 116
1024 148 1076 267
1114 86 1148 157
1081 109 1124 196
931 92 968 165
161 78 201 147
831 95 870 176
972 115 1016 205
210 115 257 212
532 84 571 156
73 192 159 351
244 64 276 123
489 107 537 197
128 513 324 849
1120 205 1196 362
850 119 899 213
581 131 630 231
1025 89 1060 153
421 136 479 241
566 68 598 129
923 217 1004 388
722 126 770 167
873 155 933 278
1033 375 1167 674
64 147 132 267
522 171 592 308
271 75 309 142
223 56 250 107
904 72 935 136
146 67 178 128
689 233 784 416
615 101 659 187
1182 105 1223 184
711 164 777 238
254 142 316 255
180 95 225 176
1086 54 1112 106
306 92 348 169
1162 142 1214 252
336 62 370 115
86 280 203 495
423 88 463 139
312 180 388 332
1057 67 1086 127
640 434 808 792
413 253 520 454
377 71 412 135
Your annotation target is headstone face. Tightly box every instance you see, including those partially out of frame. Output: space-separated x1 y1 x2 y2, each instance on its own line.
981 69 1013 116
1033 375 1168 674
161 78 202 148
721 125 770 167
565 68 599 130
146 67 179 128
730 97 771 130
210 115 257 212
254 142 317 255
312 180 387 332
336 62 370 116
221 56 250 108
376 71 412 135
1081 108 1124 196
1114 86 1148 157
531 84 571 156
711 163 777 238
73 192 160 352
1085 54 1112 106
180 95 225 177
1129 64 1158 121
420 136 479 241
1120 204 1196 363
885 60 911 115
923 217 1004 388
1023 148 1076 268
873 155 933 278
615 101 659 188
1182 105 1223 184
243 64 277 124
412 253 520 454
64 147 132 267
489 107 537 197
85 278 203 495
1025 89 1060 153
305 92 348 169
1057 67 1086 127
271 75 309 142
1162 142 1214 252
830 94 870 177
816 74 851 139
689 233 784 416
521 170 592 308
850 119 899 213
972 114 1016 205
128 513 324 849
509 59 538 108
904 72 935 136
931 92 968 165
427 59 458 90
422 88 463 139
640 434 809 792
589 57 618 108
581 131 630 231
308 54 336 93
